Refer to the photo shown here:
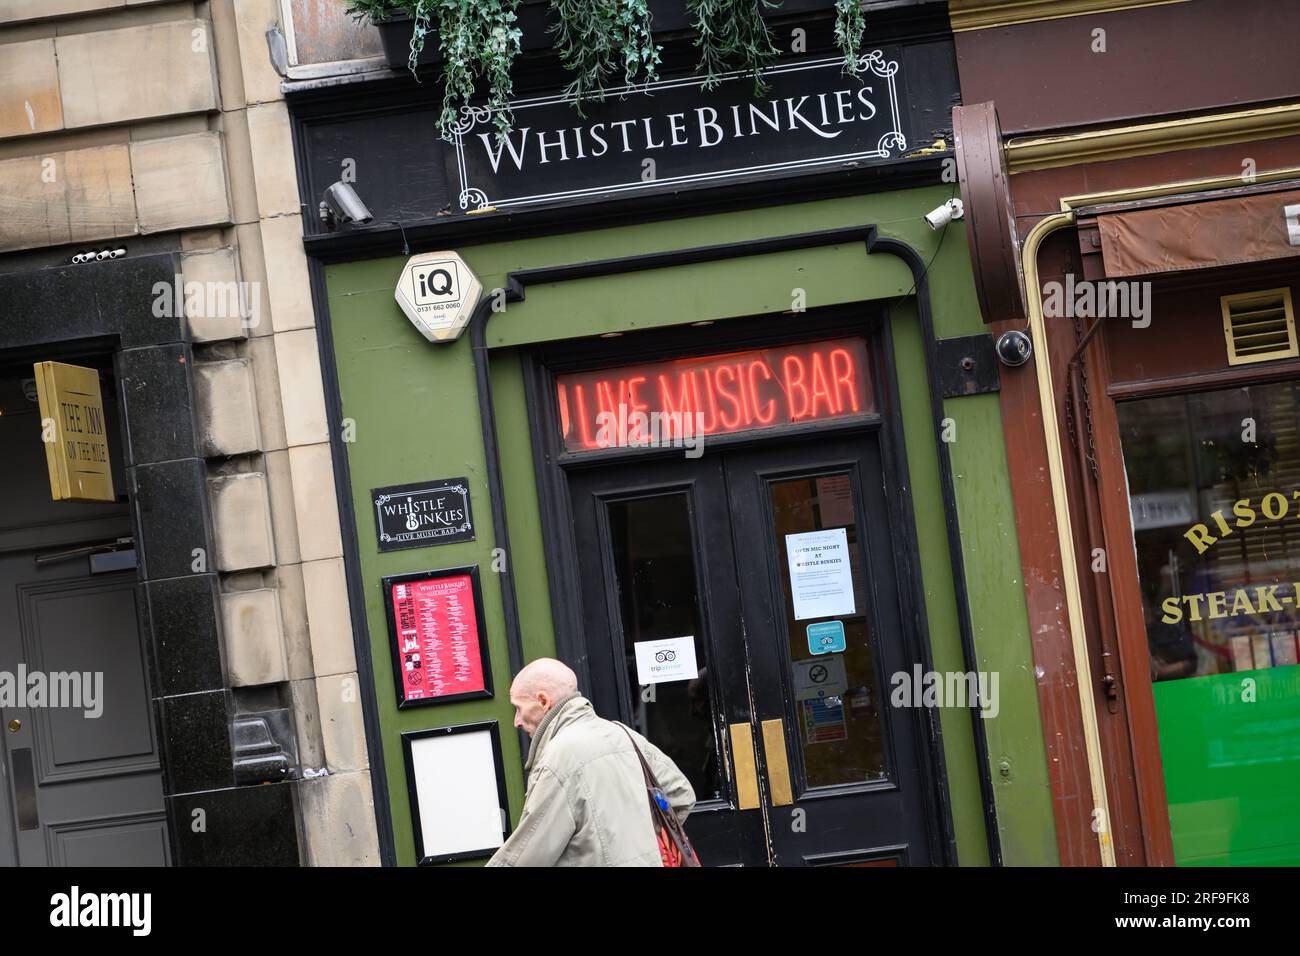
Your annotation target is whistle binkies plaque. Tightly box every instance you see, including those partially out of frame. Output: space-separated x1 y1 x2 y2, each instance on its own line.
372 478 474 552
382 566 493 708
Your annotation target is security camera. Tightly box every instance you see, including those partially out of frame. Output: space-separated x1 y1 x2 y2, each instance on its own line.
924 197 965 230
996 329 1033 367
319 182 373 229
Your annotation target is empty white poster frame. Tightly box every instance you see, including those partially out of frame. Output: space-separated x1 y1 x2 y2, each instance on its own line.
401 721 510 864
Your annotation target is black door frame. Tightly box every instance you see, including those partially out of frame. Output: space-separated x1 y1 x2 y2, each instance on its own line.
522 304 957 864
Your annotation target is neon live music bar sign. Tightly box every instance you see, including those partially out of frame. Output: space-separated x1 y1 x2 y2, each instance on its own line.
555 337 874 452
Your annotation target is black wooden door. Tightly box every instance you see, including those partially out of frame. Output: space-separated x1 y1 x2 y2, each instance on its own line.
568 432 941 866
569 455 771 867
724 434 939 866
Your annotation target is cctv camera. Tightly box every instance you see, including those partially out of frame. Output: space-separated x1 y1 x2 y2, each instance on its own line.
996 329 1033 367
924 198 965 231
319 182 373 229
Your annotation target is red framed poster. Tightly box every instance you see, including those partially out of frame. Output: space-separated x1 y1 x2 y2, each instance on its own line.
381 566 493 708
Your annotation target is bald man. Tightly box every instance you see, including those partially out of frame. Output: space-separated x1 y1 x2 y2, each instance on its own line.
487 658 696 867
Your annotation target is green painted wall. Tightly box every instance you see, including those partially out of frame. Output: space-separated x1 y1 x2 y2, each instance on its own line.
947 390 1059 864
323 184 1056 866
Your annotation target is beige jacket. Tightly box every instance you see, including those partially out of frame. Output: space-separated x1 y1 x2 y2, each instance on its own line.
487 694 696 867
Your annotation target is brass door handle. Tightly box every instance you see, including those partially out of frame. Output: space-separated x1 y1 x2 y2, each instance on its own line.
7 718 19 733
728 722 761 810
761 718 794 807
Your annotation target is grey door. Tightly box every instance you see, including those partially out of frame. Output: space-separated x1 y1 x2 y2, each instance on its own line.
0 552 168 866
0 366 167 866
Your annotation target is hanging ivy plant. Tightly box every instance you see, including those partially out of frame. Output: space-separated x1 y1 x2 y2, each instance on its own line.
344 0 396 24
345 0 523 142
407 0 433 76
549 0 661 110
689 0 780 93
834 0 867 76
436 0 524 143
345 0 870 138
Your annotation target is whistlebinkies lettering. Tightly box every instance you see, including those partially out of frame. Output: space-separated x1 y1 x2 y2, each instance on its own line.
451 52 907 212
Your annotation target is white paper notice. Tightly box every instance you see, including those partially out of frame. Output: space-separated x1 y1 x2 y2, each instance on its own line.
785 527 856 621
634 636 699 685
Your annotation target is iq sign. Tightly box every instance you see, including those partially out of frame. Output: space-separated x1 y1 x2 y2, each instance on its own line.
394 250 482 344
412 262 461 304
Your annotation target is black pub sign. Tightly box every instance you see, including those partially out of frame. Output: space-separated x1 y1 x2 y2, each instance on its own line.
372 478 474 552
449 51 907 213
295 36 959 236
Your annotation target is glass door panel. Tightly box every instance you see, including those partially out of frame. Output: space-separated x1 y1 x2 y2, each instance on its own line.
725 435 939 866
766 472 888 789
569 456 769 866
607 493 722 802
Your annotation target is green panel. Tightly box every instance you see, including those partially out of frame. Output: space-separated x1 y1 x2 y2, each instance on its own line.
888 301 986 865
325 274 526 868
924 225 989 341
324 183 1053 866
491 245 909 346
1154 667 1300 866
945 393 1059 866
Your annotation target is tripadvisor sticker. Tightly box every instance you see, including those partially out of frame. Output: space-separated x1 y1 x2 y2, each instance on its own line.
633 636 699 685
807 620 847 655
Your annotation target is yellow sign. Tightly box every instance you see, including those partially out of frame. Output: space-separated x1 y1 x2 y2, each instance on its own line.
1182 490 1300 554
33 361 115 502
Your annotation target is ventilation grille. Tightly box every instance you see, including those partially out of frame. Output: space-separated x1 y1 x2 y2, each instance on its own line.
1222 288 1297 366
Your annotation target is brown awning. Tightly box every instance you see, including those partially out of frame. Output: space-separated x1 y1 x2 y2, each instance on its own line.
1098 187 1300 277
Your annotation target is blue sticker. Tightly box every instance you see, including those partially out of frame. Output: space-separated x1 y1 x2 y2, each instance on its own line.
806 620 846 655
